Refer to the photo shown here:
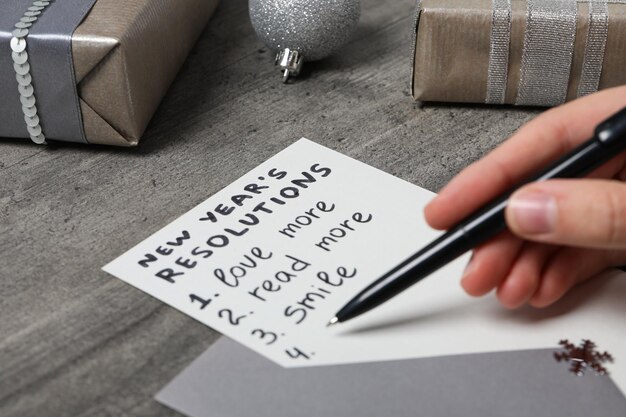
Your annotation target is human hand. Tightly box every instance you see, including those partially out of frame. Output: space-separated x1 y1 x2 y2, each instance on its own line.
424 86 626 309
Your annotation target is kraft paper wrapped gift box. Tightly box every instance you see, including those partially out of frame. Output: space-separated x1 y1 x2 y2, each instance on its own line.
411 0 626 106
1 0 219 146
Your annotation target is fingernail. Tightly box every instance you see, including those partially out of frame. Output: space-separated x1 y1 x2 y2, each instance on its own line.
509 191 556 234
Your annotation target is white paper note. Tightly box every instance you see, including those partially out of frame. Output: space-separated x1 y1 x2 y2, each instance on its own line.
104 139 626 392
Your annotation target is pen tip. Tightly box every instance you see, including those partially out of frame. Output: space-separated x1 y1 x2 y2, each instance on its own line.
327 317 339 327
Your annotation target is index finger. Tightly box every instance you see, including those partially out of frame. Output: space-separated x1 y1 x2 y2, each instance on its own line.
424 86 626 230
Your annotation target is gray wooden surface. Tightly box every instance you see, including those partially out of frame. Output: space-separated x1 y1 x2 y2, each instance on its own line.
0 0 540 416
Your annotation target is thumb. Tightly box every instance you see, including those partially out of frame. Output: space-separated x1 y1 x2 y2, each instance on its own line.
505 179 626 249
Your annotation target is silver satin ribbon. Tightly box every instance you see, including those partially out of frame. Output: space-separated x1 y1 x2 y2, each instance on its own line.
578 0 609 97
486 0 512 104
516 0 578 106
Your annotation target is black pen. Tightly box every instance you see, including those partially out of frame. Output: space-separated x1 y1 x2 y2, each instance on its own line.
328 106 626 326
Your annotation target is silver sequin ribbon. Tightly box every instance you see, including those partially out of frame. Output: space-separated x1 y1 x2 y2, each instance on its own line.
485 0 626 106
10 0 54 145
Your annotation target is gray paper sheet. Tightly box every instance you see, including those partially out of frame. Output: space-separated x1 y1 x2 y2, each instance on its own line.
156 337 626 417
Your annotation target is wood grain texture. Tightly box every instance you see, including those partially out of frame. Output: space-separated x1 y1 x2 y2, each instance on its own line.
0 0 539 416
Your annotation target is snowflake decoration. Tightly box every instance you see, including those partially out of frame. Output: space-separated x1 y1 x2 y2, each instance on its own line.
554 339 613 376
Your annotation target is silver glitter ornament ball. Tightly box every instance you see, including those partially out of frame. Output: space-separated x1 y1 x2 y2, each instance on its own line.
249 0 361 82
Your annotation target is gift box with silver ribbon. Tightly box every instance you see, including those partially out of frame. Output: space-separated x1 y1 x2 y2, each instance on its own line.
1 0 219 146
411 0 626 106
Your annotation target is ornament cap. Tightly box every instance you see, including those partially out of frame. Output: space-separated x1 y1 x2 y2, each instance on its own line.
275 48 303 83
